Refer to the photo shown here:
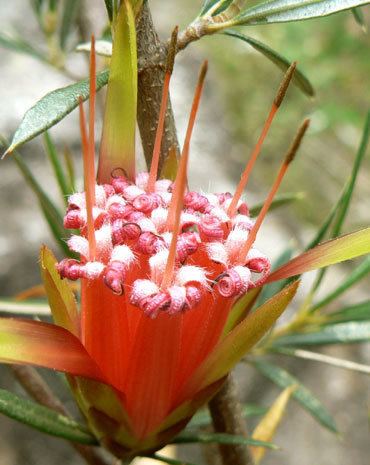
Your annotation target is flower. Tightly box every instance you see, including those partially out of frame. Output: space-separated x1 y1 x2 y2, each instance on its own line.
1 2 369 460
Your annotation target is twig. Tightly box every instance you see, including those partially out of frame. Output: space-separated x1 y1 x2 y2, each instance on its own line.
136 3 179 171
209 375 255 465
10 365 111 465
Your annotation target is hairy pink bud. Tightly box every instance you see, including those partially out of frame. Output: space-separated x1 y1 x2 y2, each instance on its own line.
112 220 142 245
136 232 164 255
133 193 162 213
184 192 209 213
199 215 224 241
104 261 127 295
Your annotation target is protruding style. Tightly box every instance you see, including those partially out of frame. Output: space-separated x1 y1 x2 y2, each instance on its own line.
228 62 297 217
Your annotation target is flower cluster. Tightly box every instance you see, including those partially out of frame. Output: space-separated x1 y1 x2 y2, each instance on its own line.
58 171 270 318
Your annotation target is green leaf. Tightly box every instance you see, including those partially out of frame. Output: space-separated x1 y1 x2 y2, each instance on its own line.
249 191 305 217
40 245 80 335
311 111 370 289
60 0 80 50
0 32 46 62
0 388 97 444
11 151 71 257
184 281 299 394
311 255 370 311
43 132 71 203
267 228 370 283
188 404 267 429
253 360 338 433
200 0 234 16
223 30 314 96
173 431 277 448
104 0 114 22
98 0 137 183
351 7 367 30
0 298 50 316
5 70 109 154
328 300 370 324
273 322 370 347
234 0 370 26
223 287 261 335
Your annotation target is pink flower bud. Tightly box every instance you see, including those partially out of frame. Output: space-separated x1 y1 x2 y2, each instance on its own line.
184 191 209 213
199 215 224 241
112 220 142 245
104 261 127 295
133 193 162 213
136 232 164 255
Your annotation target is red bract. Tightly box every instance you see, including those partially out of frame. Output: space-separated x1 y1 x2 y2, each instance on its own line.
1 2 370 460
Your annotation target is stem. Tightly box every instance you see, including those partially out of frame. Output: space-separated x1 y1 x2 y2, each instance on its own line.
209 375 255 465
135 5 252 465
10 365 110 465
136 3 179 172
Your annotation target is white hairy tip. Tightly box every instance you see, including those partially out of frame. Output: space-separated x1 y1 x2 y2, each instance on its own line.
95 224 113 257
68 235 89 259
84 261 105 279
206 242 228 265
176 265 208 287
111 245 135 265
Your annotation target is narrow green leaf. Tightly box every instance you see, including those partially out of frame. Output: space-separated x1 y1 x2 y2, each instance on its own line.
250 192 305 217
188 404 267 429
60 0 80 50
5 70 109 154
312 111 370 289
272 347 370 375
0 388 97 444
43 132 71 203
151 454 198 465
98 0 137 183
253 360 338 433
272 321 370 347
184 281 299 394
328 300 370 324
311 255 370 311
351 7 367 30
63 146 76 192
200 0 234 16
0 32 46 62
173 431 277 448
11 152 71 257
223 30 314 96
234 0 370 26
104 0 114 22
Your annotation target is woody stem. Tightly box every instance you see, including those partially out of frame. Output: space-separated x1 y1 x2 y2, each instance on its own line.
135 4 253 465
136 4 180 172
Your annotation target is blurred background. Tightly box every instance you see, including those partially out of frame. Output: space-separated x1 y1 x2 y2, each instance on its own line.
0 1 369 464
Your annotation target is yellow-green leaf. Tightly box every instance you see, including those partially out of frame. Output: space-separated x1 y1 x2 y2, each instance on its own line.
267 228 370 282
40 246 79 335
251 385 296 464
98 0 137 183
183 281 299 395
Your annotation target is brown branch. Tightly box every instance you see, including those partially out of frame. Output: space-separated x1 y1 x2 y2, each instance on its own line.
136 3 179 172
10 365 111 465
209 375 255 465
